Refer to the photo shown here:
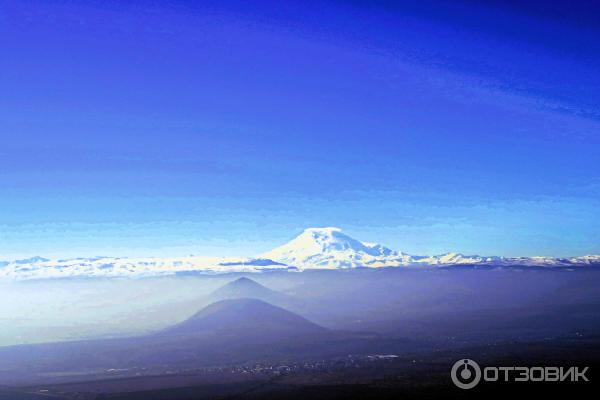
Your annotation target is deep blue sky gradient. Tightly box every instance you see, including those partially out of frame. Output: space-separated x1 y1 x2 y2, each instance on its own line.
1 0 599 258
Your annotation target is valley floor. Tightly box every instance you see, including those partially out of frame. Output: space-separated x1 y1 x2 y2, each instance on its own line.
6 335 599 400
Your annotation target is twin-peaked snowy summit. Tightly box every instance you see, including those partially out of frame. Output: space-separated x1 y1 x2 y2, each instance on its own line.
1 227 599 280
261 227 412 269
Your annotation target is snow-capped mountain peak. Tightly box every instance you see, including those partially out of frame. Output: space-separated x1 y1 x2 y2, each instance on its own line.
260 227 407 269
290 227 393 255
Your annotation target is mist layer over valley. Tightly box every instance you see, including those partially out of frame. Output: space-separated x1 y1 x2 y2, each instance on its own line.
2 267 599 347
1 260 600 399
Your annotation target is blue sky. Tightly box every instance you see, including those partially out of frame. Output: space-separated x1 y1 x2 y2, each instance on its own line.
1 0 599 259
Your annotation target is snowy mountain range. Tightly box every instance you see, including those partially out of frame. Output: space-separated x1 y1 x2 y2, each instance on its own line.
261 227 599 268
1 227 599 280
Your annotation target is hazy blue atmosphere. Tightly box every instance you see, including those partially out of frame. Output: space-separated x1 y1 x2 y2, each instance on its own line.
1 0 599 259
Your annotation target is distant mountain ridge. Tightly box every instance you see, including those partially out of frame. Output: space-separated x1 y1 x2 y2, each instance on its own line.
1 227 599 279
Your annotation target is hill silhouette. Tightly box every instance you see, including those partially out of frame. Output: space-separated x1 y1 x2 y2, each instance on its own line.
208 277 292 306
163 298 325 337
0 299 349 386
